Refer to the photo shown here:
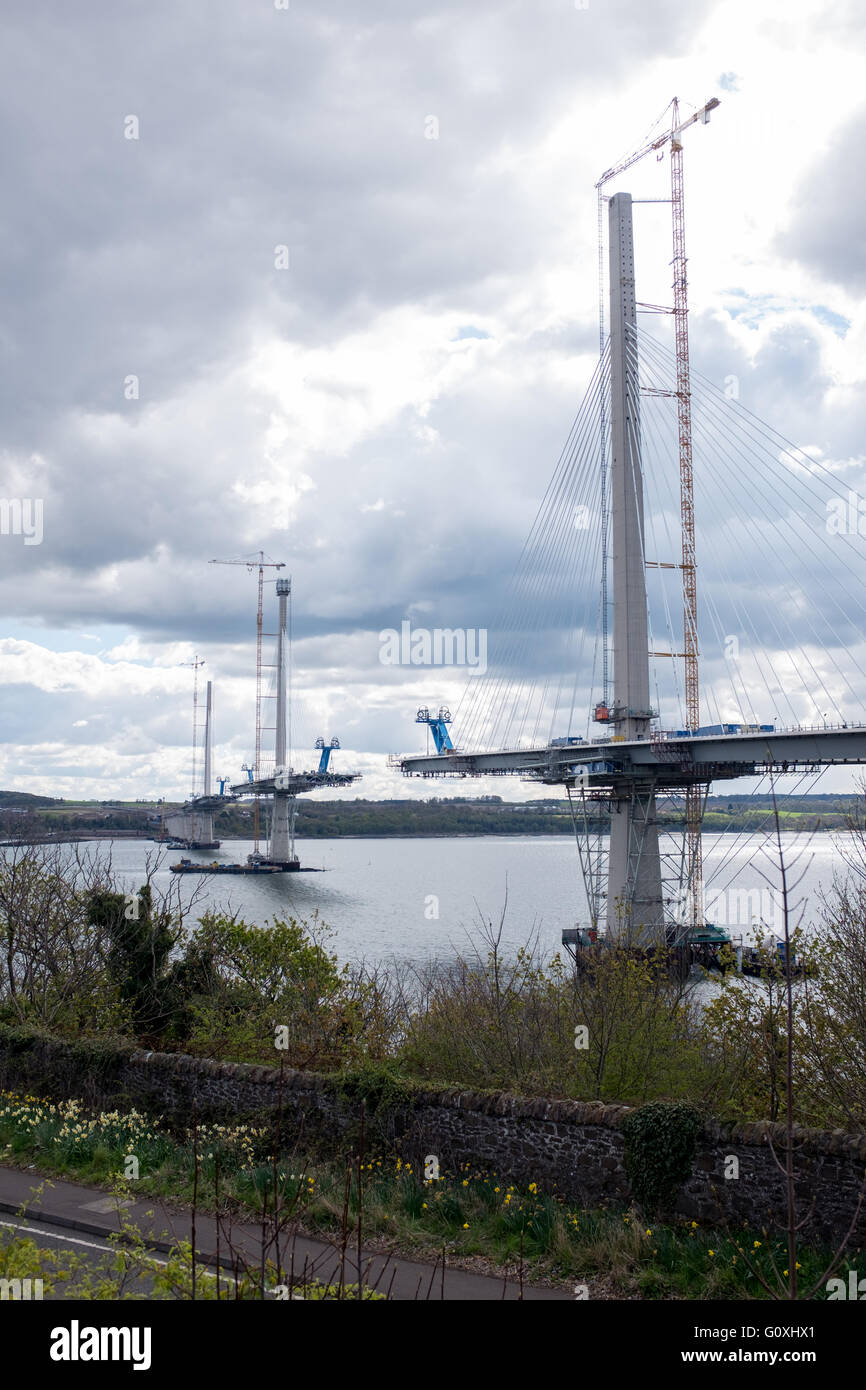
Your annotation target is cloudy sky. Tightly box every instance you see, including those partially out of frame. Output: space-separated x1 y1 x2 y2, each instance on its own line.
1 0 865 802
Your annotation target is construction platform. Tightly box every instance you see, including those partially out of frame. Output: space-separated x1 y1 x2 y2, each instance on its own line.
561 924 811 977
169 857 323 875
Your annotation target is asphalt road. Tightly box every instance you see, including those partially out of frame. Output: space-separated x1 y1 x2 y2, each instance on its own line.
0 1166 571 1301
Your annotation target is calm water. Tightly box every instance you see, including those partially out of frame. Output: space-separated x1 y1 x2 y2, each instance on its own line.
88 832 853 969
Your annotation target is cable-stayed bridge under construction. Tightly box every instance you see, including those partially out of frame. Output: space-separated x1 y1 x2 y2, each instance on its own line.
395 184 866 952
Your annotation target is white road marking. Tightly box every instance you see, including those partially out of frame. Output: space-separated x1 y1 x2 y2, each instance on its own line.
0 1217 249 1289
0 1217 127 1256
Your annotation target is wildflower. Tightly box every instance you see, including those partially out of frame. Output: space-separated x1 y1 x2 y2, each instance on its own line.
528 1183 538 1194
462 1223 469 1229
422 1203 428 1209
494 1187 500 1193
753 1240 761 1249
708 1250 715 1257
645 1229 651 1237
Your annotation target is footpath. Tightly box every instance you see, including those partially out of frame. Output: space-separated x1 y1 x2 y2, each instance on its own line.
0 1164 570 1301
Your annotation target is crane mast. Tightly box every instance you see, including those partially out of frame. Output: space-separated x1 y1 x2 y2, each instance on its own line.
180 654 205 799
670 98 703 932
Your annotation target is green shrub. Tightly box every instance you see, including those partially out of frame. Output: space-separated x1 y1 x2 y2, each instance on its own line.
621 1100 702 1212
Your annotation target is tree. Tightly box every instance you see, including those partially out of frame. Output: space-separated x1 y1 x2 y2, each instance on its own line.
173 912 392 1068
88 884 178 1041
0 844 120 1031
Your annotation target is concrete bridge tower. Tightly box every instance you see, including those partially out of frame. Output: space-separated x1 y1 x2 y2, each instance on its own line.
164 677 219 849
203 679 212 799
606 192 663 943
267 577 299 867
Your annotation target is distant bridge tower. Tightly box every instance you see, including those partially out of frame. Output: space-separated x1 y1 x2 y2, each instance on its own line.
267 577 299 867
203 680 213 799
606 192 663 943
164 676 219 848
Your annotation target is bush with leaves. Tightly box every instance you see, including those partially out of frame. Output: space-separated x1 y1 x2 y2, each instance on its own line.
699 929 828 1126
621 1100 703 1213
0 844 123 1032
88 884 179 1042
172 911 394 1068
399 912 714 1104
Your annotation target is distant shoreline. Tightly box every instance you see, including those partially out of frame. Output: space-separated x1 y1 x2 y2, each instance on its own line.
1 826 850 849
0 790 857 845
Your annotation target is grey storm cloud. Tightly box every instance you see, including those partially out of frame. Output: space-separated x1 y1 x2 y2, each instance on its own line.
0 0 714 679
0 0 707 420
777 102 866 295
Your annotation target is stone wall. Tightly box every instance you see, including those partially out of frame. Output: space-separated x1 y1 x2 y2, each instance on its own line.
1 1028 864 1245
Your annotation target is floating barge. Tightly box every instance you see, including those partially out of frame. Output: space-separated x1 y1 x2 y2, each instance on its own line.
169 857 322 875
690 924 814 978
562 922 813 977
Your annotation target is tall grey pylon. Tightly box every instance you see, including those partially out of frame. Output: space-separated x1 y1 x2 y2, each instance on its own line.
606 192 664 942
269 576 297 865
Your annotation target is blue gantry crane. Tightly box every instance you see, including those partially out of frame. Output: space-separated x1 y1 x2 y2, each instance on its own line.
315 737 340 773
416 706 454 753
